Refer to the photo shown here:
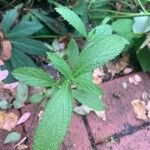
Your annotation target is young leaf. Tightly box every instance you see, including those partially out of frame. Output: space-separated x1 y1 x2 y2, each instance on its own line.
7 21 43 38
73 89 104 111
47 52 73 79
55 6 87 37
67 39 79 68
33 81 72 150
73 75 102 96
12 67 56 87
4 132 21 144
74 35 128 77
2 9 18 34
11 38 48 56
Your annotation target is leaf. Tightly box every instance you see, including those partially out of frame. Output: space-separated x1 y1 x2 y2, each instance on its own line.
67 39 79 68
74 105 91 115
4 132 21 144
73 89 104 111
33 81 72 150
131 99 147 120
88 24 113 42
13 83 28 109
73 75 103 96
17 112 31 125
8 21 43 38
10 48 37 68
2 9 18 34
55 6 87 37
0 70 9 81
11 38 49 56
112 19 135 41
0 111 18 131
29 93 44 104
12 67 56 87
47 52 73 79
137 48 150 72
74 35 128 77
133 15 150 33
0 100 8 109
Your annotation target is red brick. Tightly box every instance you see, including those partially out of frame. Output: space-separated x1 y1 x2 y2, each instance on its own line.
63 114 92 150
96 129 150 150
87 72 150 144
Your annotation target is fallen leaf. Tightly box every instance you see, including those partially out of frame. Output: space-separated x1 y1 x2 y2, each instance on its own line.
129 74 142 85
17 144 28 150
0 111 18 131
4 132 21 144
0 40 12 61
123 67 133 74
17 112 31 125
0 70 9 81
92 67 104 85
13 137 27 149
3 82 19 91
131 99 147 120
74 105 91 115
95 111 106 121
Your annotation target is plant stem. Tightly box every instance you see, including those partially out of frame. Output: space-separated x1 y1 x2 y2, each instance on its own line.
137 0 148 13
29 35 59 39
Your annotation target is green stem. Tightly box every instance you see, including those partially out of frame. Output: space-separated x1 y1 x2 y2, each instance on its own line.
138 0 148 13
29 35 59 39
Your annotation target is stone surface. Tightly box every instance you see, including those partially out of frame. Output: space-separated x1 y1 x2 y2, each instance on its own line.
87 72 150 144
63 113 92 150
96 129 150 150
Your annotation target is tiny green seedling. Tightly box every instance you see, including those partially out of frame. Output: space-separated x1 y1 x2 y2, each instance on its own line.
13 6 128 150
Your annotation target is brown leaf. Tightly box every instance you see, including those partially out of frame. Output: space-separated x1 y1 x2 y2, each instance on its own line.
17 144 28 150
0 111 18 131
0 40 12 61
131 99 147 120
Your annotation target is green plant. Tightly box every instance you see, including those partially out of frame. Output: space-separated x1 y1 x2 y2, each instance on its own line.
0 8 50 82
12 5 128 150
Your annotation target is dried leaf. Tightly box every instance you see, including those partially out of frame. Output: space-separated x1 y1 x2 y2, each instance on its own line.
0 70 9 81
17 112 31 125
0 59 4 66
131 99 147 120
0 40 12 61
0 111 18 131
74 105 91 115
95 111 106 121
18 144 28 150
129 74 142 85
4 132 21 144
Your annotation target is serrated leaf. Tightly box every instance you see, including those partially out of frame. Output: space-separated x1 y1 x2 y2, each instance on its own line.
11 38 48 56
73 89 104 111
33 81 72 150
12 67 56 87
74 35 128 76
2 9 18 34
137 48 150 72
10 48 37 68
47 52 73 79
74 75 102 96
88 24 113 42
67 39 79 68
4 132 21 144
55 6 87 37
7 21 43 38
29 93 44 104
